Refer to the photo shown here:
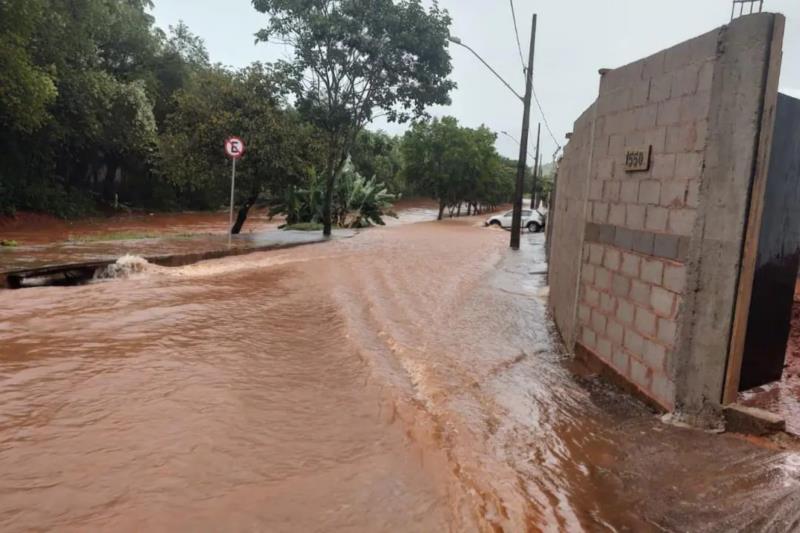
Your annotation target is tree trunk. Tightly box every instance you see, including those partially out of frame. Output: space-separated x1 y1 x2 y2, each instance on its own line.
437 200 446 221
322 171 332 236
322 141 350 237
103 157 120 204
457 202 462 217
466 203 472 216
231 192 258 235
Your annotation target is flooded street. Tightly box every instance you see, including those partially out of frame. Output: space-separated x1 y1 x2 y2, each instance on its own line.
2 219 800 531
0 201 439 273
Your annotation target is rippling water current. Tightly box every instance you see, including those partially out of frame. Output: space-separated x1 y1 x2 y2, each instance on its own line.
2 220 800 532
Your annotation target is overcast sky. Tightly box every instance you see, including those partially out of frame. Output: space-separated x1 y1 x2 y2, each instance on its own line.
150 1 800 163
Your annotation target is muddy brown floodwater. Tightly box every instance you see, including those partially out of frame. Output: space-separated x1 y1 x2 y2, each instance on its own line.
2 219 800 532
0 210 280 245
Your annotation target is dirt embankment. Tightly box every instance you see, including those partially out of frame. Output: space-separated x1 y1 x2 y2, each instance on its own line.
0 200 451 245
0 210 278 245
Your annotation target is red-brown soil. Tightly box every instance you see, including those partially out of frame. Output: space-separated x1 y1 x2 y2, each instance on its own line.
0 209 278 245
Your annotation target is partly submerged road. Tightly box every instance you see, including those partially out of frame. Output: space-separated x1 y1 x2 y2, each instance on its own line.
1 218 800 531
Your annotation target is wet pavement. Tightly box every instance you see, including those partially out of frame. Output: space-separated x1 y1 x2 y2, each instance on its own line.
2 218 800 531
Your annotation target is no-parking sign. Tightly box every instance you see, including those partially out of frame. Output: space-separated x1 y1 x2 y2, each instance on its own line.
225 137 246 159
225 136 245 244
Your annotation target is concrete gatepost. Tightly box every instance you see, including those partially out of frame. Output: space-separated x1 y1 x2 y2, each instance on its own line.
672 14 784 426
547 13 785 426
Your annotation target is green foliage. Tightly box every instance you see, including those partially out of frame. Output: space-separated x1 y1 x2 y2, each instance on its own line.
0 0 168 215
0 0 473 233
149 22 211 126
163 21 209 66
0 0 57 133
0 1 219 217
350 130 404 193
401 117 509 218
500 156 555 208
13 181 97 219
253 0 455 234
537 162 556 205
269 180 326 226
159 63 324 212
334 167 397 228
270 168 395 228
0 240 18 247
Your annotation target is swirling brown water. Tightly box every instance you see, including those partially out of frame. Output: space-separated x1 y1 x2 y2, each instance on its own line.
2 219 800 531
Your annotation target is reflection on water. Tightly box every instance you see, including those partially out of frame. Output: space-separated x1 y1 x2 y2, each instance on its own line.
1 219 800 531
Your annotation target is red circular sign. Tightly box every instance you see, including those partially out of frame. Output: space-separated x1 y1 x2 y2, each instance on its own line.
225 137 246 159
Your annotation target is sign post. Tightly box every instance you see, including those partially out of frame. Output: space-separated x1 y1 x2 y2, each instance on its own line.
224 137 245 245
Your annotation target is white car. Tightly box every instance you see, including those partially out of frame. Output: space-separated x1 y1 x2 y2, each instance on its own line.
486 209 545 233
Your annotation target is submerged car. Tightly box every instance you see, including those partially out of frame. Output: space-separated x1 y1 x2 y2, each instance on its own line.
485 209 545 232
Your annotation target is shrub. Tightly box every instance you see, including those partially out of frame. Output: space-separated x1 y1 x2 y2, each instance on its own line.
270 166 396 229
15 180 97 219
334 168 396 228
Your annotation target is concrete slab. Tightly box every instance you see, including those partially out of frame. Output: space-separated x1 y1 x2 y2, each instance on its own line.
724 404 786 436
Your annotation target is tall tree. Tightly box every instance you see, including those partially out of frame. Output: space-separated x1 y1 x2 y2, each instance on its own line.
159 64 324 232
149 21 211 126
252 0 455 235
0 0 57 135
350 130 404 193
401 117 508 219
0 0 164 215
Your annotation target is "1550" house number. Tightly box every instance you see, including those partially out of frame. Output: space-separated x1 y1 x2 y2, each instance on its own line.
624 146 652 172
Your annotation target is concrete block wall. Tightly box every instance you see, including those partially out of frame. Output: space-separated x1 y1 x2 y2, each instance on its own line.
548 14 784 415
576 27 719 410
548 103 596 349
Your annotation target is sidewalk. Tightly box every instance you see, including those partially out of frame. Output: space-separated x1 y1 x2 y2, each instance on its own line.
0 229 355 288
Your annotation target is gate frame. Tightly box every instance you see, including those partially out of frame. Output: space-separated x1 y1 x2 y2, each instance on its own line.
721 16 785 405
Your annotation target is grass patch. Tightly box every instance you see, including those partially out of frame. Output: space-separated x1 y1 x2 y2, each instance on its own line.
0 240 18 247
284 222 324 232
171 232 213 240
67 231 162 242
67 231 217 243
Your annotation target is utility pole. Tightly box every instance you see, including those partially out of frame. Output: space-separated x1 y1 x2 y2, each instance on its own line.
538 158 544 208
510 14 537 250
531 123 541 210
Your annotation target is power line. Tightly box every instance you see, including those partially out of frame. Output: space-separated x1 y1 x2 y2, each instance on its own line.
532 85 561 151
508 3 560 152
449 37 523 101
508 0 527 74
